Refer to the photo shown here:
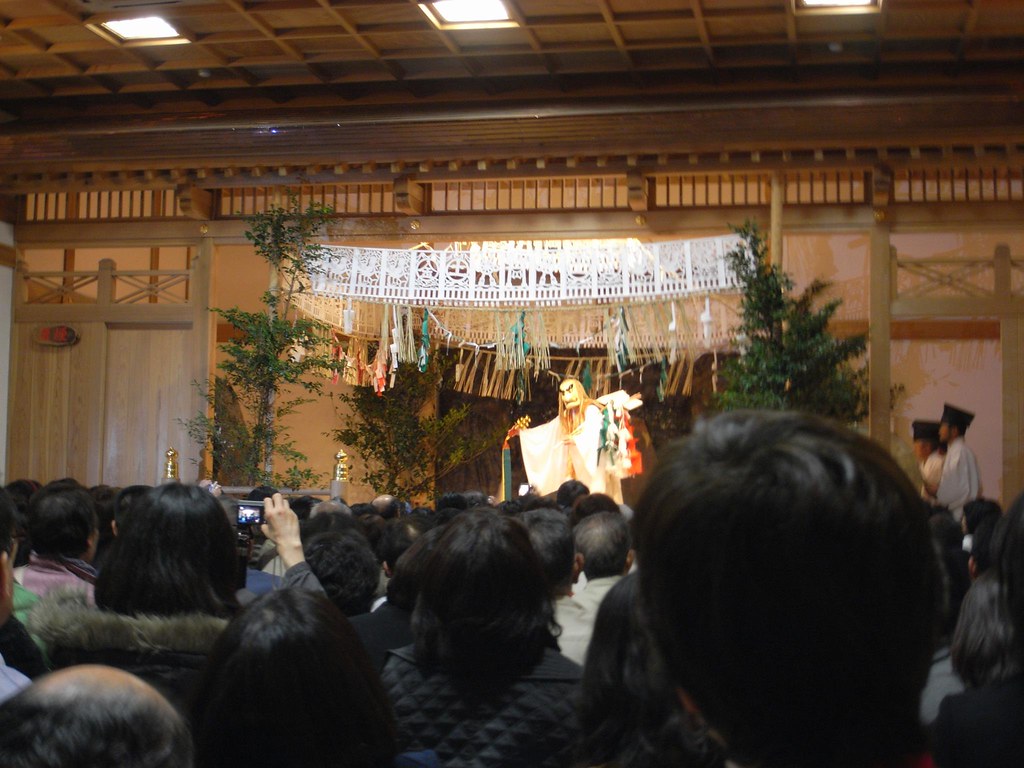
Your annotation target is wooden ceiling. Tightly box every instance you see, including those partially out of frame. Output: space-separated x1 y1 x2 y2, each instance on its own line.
0 0 1021 191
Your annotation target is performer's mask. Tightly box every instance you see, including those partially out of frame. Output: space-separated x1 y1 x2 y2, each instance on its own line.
559 380 584 411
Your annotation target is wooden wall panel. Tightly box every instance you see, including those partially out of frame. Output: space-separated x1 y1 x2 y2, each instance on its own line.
102 327 200 487
7 322 105 483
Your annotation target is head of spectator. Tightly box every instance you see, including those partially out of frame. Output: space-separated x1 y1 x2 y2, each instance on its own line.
309 499 351 518
435 492 467 512
190 589 396 768
413 510 552 679
287 495 318 521
304 531 380 617
496 499 523 516
997 491 1024 664
377 516 428 577
574 511 633 581
96 483 239 618
635 411 939 768
385 525 447 612
571 491 621 527
519 507 578 599
112 484 152 534
964 498 1001 535
358 513 388 553
578 573 722 768
556 479 589 511
970 514 1000 580
28 482 98 563
0 665 192 768
462 490 490 509
245 485 278 502
951 571 1019 689
371 494 401 520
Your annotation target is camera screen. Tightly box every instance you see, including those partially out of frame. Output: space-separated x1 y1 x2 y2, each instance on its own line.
236 503 263 526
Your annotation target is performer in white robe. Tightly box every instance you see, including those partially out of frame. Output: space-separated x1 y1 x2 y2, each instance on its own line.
516 379 624 502
936 403 981 522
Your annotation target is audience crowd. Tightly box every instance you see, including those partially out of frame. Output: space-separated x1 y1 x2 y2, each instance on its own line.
0 410 1022 767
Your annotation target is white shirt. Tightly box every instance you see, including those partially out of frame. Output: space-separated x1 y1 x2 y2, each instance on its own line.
936 437 981 520
920 451 945 500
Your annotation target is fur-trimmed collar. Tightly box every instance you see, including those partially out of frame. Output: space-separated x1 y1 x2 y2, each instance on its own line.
28 588 228 655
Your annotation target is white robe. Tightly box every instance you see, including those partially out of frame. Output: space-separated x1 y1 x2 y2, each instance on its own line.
518 404 622 502
920 451 945 500
936 437 980 520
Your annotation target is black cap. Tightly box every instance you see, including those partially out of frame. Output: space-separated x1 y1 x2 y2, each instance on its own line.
940 403 975 433
912 420 941 442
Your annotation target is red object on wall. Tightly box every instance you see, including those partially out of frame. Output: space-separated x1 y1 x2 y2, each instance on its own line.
35 325 80 347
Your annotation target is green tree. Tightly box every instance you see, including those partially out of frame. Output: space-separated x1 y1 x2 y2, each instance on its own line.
187 197 341 487
715 222 867 422
332 354 502 500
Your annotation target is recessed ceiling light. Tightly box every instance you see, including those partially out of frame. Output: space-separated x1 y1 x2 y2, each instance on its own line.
419 1 518 30
793 0 881 14
100 17 181 41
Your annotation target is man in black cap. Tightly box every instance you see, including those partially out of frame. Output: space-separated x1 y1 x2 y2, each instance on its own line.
936 403 981 521
912 420 944 503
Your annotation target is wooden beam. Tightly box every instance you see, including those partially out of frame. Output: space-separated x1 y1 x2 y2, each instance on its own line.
393 176 425 216
0 244 14 268
831 319 1001 341
177 185 214 221
626 170 648 212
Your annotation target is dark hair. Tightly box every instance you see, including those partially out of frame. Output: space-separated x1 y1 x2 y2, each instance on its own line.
113 485 152 528
963 498 1001 535
578 574 723 768
970 515 999 576
951 571 1020 688
0 488 16 554
190 589 396 768
634 411 939 768
0 667 193 768
461 490 489 509
574 511 631 580
288 495 318 521
571 492 620 527
556 480 589 510
386 524 447 611
519 507 574 593
435 492 467 512
245 485 278 502
413 510 553 678
377 517 427 572
299 509 359 544
95 483 239 618
27 484 98 559
997 491 1024 663
305 531 381 617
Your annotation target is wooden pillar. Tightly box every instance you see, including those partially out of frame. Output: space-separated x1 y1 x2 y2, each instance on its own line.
868 220 892 448
996 243 1022 503
770 172 783 266
192 236 216 481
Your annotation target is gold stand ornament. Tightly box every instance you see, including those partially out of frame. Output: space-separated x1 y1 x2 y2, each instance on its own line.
163 447 179 483
330 449 350 499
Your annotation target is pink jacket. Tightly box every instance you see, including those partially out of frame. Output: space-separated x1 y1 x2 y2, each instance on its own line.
18 555 95 603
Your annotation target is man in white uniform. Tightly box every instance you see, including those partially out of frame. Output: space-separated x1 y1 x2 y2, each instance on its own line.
912 420 944 503
936 403 981 522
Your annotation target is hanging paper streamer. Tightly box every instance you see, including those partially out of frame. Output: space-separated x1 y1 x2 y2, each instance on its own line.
418 309 430 373
607 306 632 372
581 360 593 396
